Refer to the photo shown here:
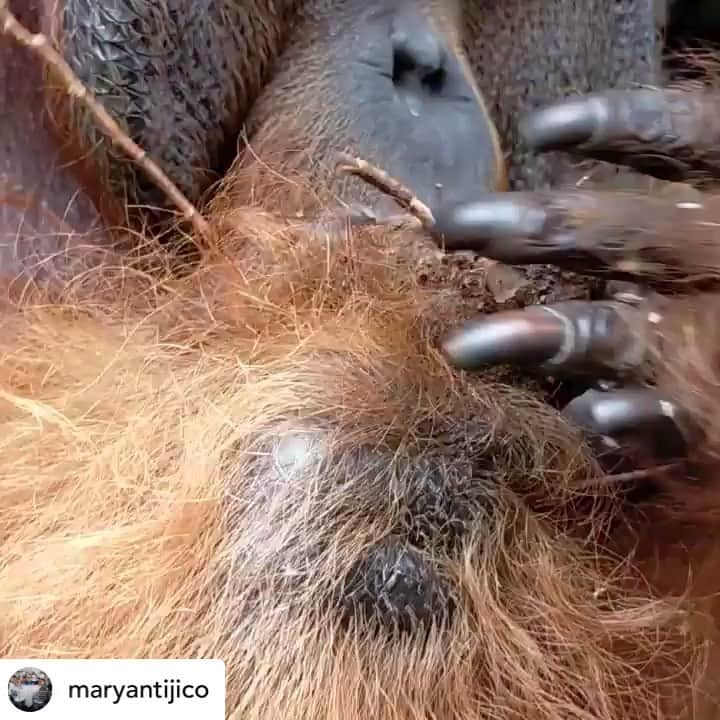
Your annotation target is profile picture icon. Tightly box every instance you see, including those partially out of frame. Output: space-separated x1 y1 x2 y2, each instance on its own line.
7 667 53 712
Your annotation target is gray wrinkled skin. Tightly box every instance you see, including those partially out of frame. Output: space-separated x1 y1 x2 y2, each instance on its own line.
63 0 299 206
242 0 507 209
61 0 662 210
462 0 662 191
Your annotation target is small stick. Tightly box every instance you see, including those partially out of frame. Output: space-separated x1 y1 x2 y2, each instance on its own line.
335 152 436 229
333 152 500 271
576 462 681 490
0 3 214 248
302 206 425 236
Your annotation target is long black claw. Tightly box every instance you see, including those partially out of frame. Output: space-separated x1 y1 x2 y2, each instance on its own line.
562 387 696 459
429 193 622 277
520 89 720 182
430 191 716 286
441 297 659 378
521 94 614 152
441 307 567 369
431 195 575 261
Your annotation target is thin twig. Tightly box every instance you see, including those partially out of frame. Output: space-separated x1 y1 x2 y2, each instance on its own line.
577 462 681 490
0 3 214 248
602 463 681 485
304 205 425 236
335 152 436 229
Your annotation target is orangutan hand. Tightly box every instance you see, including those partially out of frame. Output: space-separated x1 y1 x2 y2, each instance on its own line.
429 86 720 461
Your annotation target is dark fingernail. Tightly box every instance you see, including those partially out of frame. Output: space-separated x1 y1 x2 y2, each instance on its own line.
430 197 547 254
563 388 688 443
520 96 606 151
441 308 566 370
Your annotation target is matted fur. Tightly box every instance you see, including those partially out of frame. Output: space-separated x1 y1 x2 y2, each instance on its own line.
1 160 720 719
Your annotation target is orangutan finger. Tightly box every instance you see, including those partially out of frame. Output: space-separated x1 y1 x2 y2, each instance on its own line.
440 297 660 379
562 387 697 461
429 191 720 287
520 88 720 182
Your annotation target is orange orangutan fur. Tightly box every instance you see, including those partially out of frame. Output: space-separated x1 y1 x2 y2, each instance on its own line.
3 159 720 720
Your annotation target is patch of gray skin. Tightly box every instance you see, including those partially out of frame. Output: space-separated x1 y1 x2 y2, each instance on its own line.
233 425 460 634
398 454 498 555
340 541 453 635
272 429 329 481
222 426 332 587
243 427 331 566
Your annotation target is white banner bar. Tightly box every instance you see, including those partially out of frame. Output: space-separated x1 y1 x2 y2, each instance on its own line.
1 659 225 719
